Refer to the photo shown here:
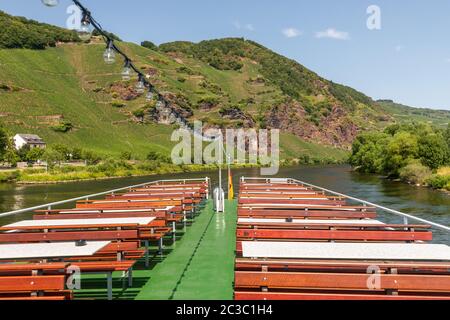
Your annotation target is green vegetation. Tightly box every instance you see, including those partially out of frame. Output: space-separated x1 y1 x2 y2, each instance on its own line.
4 159 257 184
141 40 158 51
92 29 121 41
280 133 349 164
160 38 374 108
0 11 79 49
50 120 73 133
427 168 450 190
0 125 9 160
376 100 450 128
350 123 450 190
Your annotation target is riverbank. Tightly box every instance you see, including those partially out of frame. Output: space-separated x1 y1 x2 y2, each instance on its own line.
349 123 450 193
351 166 450 193
0 157 347 185
0 160 258 185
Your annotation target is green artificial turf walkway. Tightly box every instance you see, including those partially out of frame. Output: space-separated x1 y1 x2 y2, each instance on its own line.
75 199 237 300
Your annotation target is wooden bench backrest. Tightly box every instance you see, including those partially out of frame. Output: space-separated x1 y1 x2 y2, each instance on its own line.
0 276 66 292
33 212 167 220
0 229 139 243
237 209 377 219
235 271 450 292
236 229 432 242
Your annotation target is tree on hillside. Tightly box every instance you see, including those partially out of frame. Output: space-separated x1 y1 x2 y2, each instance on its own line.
42 148 65 169
0 11 79 49
445 124 450 150
383 131 419 176
141 41 157 50
92 29 121 41
349 132 389 173
25 147 45 163
0 125 9 160
418 134 449 170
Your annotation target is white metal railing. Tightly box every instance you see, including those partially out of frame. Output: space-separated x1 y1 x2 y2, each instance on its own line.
0 177 209 219
240 177 450 233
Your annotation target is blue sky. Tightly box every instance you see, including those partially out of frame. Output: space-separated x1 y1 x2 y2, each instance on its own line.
2 0 450 110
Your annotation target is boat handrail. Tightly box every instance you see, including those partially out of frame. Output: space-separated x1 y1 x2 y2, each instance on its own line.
0 177 210 218
240 177 450 233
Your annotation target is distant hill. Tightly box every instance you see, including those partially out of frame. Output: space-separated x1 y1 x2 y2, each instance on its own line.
0 11 446 162
159 38 389 148
0 10 80 49
376 100 450 128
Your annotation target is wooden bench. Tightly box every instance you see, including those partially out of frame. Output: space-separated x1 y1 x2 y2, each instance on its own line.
239 199 347 206
0 263 71 300
76 199 182 209
238 209 377 219
234 271 450 299
235 258 450 274
236 228 432 243
234 291 450 300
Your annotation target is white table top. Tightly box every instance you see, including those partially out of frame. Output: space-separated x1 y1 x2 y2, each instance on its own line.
240 197 329 200
123 192 194 196
242 242 450 261
90 199 178 204
0 241 110 260
140 188 201 191
240 192 317 195
4 217 156 228
57 206 174 214
238 218 384 225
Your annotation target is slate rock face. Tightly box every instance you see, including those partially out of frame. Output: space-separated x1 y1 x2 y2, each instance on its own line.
219 106 255 128
109 82 141 101
266 101 359 148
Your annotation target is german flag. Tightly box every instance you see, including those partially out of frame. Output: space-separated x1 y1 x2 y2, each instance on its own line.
228 169 234 200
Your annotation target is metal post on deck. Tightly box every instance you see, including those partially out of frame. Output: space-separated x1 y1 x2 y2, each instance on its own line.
107 272 113 301
158 238 163 255
128 268 133 287
144 240 149 268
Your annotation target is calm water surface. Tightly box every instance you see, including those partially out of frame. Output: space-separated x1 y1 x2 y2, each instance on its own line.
0 165 448 244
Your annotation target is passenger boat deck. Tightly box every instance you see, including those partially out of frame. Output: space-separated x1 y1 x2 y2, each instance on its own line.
0 176 449 300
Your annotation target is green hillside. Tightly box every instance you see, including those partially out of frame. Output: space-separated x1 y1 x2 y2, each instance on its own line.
0 45 177 158
0 10 445 165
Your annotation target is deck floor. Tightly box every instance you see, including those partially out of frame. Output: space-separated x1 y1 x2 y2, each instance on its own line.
75 200 237 300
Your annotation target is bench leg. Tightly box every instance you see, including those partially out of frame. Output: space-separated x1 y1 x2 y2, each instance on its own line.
107 272 113 301
183 211 187 229
128 268 133 287
144 240 149 268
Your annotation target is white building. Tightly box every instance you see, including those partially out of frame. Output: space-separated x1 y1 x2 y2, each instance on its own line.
13 134 46 150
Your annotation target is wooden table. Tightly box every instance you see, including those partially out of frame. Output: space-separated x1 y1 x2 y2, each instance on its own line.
0 241 110 260
241 241 450 261
3 217 156 229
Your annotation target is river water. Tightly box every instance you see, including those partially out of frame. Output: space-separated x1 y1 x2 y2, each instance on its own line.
0 165 448 244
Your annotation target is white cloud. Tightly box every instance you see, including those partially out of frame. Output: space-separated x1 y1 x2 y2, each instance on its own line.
233 21 255 31
245 24 255 31
446 58 450 63
315 28 350 40
282 28 302 38
395 45 404 52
